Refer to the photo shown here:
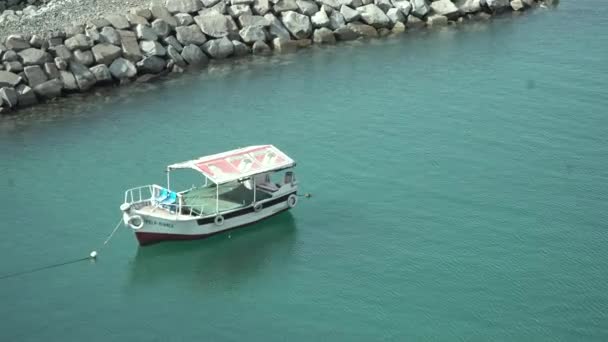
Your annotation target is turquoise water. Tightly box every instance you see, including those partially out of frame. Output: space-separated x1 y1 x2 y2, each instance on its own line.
1 2 607 340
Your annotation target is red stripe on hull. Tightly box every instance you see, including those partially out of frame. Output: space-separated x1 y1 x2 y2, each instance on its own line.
134 208 290 246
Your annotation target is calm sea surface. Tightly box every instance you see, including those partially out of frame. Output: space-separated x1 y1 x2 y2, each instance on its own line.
1 2 607 340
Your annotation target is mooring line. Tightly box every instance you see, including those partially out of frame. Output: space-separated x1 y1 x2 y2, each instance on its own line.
0 217 124 281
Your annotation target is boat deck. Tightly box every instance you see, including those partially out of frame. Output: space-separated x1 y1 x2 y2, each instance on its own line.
137 183 274 219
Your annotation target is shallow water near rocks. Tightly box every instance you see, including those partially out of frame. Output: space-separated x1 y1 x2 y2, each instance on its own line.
1 3 608 340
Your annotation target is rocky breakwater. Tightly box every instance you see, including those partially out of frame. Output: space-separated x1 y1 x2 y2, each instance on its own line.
0 0 558 113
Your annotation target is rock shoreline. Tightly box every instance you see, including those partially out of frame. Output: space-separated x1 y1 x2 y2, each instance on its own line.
0 0 558 113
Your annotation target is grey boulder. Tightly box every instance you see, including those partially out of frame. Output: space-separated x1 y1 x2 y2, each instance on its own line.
69 62 97 90
391 0 413 15
105 14 131 30
176 25 208 45
65 34 93 51
0 87 18 108
180 44 209 66
89 64 113 83
140 40 167 57
16 84 38 107
357 4 391 28
167 46 187 67
411 0 430 17
5 35 30 51
136 56 166 74
430 0 460 18
232 40 251 56
296 0 319 15
109 58 138 79
100 27 122 45
312 27 336 44
33 79 63 99
264 13 291 40
281 11 312 39
18 48 52 66
311 10 331 28
60 71 79 91
166 0 203 13
152 19 171 37
135 24 159 41
194 12 234 38
252 41 271 55
239 26 268 43
23 65 48 88
91 43 122 65
202 37 235 59
340 5 361 22
73 50 95 66
0 71 22 87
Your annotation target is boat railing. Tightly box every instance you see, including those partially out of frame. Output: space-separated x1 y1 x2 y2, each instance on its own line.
123 185 155 207
123 184 206 218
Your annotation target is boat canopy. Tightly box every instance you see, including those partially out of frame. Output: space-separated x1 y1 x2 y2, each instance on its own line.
167 145 295 185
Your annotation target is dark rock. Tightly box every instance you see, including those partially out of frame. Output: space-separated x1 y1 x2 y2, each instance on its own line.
334 25 359 40
54 57 68 70
4 62 23 73
15 84 38 107
136 56 166 74
0 87 18 108
33 79 63 99
232 40 251 56
29 35 45 48
0 71 22 88
2 50 18 62
252 40 271 55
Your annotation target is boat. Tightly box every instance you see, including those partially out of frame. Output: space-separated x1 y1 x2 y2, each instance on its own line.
119 145 300 245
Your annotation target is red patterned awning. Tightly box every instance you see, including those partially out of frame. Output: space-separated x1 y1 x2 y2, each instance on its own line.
168 145 295 184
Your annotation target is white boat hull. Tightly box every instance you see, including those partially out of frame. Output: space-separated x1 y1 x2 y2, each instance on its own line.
125 191 297 245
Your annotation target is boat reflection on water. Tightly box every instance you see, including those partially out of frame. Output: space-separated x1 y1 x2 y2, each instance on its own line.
126 212 298 290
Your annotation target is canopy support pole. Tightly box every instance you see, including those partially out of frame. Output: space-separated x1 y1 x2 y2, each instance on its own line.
166 168 171 190
216 183 219 214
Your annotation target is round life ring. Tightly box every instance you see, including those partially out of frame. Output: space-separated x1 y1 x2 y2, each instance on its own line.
287 194 298 208
127 215 144 230
254 202 263 212
214 215 224 226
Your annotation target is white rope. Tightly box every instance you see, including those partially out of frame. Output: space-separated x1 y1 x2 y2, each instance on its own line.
102 217 124 247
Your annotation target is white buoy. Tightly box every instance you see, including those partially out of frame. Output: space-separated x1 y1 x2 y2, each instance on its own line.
90 251 98 258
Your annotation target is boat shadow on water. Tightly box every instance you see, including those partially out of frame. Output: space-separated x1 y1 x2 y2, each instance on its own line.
125 212 298 290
